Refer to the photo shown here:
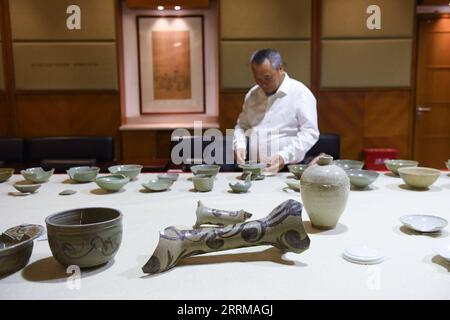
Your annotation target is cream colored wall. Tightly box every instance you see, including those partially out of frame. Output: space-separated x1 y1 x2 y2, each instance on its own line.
220 0 312 89
221 0 311 39
221 41 311 88
321 39 412 87
321 0 415 88
14 43 118 90
10 0 117 90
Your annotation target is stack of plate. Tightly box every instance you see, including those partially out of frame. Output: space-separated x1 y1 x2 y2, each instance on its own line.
343 246 384 265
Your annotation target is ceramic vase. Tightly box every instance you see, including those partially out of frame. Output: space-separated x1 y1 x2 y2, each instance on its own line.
300 155 350 230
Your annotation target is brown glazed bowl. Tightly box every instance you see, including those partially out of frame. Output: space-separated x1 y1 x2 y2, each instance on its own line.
46 208 123 268
0 224 44 276
0 168 15 183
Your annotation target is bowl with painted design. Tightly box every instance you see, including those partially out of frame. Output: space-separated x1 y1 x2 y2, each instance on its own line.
45 207 123 268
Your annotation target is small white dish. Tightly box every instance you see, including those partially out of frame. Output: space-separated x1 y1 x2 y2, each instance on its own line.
400 215 448 233
433 242 450 262
343 245 384 265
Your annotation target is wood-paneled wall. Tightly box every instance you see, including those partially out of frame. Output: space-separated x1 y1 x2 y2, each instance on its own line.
0 0 122 159
318 90 412 160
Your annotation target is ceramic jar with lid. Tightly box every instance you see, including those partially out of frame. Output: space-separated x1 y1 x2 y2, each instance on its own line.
300 155 350 230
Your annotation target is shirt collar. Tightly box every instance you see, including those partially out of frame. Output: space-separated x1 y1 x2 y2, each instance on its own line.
263 73 290 99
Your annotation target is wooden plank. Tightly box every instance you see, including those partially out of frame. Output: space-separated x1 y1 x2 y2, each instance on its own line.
15 93 121 138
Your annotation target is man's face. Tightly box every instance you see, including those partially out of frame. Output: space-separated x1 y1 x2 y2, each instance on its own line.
251 59 285 95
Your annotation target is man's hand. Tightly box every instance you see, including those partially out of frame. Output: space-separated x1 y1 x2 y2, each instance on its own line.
235 148 247 164
264 154 285 174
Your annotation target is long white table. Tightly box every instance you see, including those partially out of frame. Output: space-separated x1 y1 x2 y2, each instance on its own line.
1 172 449 300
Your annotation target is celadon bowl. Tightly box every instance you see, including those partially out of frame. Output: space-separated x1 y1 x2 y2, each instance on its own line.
108 165 143 180
384 159 418 175
21 167 54 183
95 174 130 192
192 174 214 192
398 167 441 189
229 180 252 193
285 179 301 191
13 181 42 193
333 160 364 171
346 169 380 188
288 164 308 179
239 162 266 179
142 179 173 192
0 224 44 275
0 168 14 183
46 207 122 268
190 165 221 177
67 166 100 183
157 173 179 182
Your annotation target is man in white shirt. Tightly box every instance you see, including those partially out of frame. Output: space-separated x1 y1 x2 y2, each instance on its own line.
233 49 320 173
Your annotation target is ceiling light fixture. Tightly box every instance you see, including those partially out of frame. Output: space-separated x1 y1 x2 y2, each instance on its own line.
174 6 181 10
157 5 164 10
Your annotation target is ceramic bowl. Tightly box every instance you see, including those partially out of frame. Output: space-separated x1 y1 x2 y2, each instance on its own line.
46 207 122 268
67 166 100 183
285 179 301 191
190 165 221 177
192 174 214 192
333 160 364 171
446 160 450 170
288 164 308 179
239 163 266 179
400 215 448 233
398 167 440 189
108 164 143 180
384 159 418 175
21 167 54 183
0 168 14 183
142 179 173 192
433 242 450 262
229 180 252 193
157 173 179 182
346 169 380 188
95 174 130 192
0 224 44 275
13 181 42 193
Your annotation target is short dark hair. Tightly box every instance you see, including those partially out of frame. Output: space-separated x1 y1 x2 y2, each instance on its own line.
250 49 283 70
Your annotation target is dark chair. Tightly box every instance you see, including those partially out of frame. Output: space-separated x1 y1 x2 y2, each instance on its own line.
0 138 24 171
301 133 340 164
169 135 238 172
26 137 115 173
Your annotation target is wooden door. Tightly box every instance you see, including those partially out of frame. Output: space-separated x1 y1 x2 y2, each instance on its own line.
414 17 450 168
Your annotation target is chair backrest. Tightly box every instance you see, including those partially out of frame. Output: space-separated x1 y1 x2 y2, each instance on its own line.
0 138 24 163
26 136 114 162
302 133 340 164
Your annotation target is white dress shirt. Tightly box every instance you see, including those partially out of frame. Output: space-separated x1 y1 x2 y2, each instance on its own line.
233 73 319 164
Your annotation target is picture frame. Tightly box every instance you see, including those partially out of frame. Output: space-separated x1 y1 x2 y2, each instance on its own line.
137 15 205 115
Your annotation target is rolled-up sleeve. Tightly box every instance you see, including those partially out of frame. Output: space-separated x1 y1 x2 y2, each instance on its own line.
277 91 320 164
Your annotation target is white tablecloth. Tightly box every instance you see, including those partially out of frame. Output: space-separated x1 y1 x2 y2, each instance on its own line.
1 172 449 300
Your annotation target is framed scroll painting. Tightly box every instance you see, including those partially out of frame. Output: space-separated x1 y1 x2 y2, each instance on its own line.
137 15 205 114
